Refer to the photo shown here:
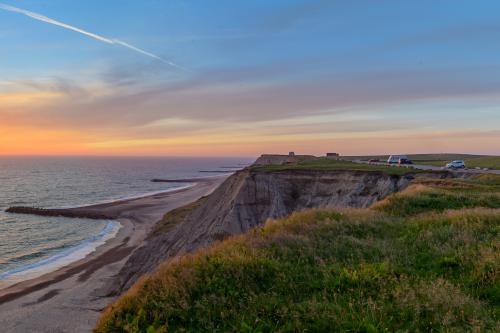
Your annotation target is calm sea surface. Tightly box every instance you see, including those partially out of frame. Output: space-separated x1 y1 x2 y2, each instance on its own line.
0 156 252 287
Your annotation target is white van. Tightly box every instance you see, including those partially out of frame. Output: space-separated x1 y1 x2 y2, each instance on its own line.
387 155 408 164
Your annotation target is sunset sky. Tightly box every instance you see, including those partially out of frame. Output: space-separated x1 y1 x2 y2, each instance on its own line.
1 0 500 156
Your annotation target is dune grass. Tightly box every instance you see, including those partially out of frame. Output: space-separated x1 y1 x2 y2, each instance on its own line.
374 187 500 217
372 175 500 216
96 175 500 333
152 196 208 235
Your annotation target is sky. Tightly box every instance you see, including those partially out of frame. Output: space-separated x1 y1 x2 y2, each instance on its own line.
1 0 500 157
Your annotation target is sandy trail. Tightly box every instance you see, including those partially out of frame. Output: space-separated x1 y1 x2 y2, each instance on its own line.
0 176 226 333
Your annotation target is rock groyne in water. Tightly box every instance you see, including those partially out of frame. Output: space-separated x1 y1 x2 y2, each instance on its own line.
5 206 114 220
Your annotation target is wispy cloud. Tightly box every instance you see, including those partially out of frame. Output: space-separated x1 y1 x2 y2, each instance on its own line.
4 63 500 132
0 2 185 70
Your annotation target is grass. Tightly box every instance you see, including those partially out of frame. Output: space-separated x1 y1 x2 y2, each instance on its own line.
96 174 500 333
251 157 434 176
374 186 500 217
343 153 481 162
416 156 500 170
467 156 500 170
345 154 500 170
152 196 208 235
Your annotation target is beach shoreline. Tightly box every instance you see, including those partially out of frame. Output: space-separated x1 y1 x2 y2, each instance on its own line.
0 175 228 333
0 217 131 301
0 219 122 290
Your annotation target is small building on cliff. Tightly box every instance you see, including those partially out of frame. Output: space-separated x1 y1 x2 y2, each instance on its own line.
326 152 340 159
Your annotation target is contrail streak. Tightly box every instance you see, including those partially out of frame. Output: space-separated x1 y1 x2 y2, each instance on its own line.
0 2 185 70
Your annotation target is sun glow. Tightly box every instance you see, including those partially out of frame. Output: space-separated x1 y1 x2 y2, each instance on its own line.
0 91 63 107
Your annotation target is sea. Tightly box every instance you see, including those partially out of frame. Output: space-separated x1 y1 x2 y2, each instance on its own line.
0 156 253 289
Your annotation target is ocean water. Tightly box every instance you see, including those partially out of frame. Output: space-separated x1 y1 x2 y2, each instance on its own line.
0 156 252 288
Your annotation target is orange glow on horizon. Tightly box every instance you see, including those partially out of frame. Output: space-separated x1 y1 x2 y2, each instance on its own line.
1 124 499 157
1 91 499 157
0 91 63 107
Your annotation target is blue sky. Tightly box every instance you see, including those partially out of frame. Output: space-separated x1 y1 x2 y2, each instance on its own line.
1 0 499 156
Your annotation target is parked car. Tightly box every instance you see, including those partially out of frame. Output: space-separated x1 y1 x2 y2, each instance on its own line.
387 155 408 164
398 158 413 165
445 160 466 169
368 159 380 164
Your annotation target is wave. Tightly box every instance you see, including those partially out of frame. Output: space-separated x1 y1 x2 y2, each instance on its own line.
0 220 121 286
105 184 194 202
54 183 195 209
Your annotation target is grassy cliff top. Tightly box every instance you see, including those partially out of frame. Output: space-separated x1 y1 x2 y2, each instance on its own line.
251 157 435 176
96 174 500 332
344 154 500 170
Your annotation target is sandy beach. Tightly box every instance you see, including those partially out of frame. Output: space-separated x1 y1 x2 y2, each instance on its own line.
0 176 227 333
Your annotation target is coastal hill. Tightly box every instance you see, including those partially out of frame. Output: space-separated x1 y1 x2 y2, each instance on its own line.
107 157 452 294
5 155 496 331
96 157 500 332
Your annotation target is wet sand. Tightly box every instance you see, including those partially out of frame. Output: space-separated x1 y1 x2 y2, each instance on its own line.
0 176 227 333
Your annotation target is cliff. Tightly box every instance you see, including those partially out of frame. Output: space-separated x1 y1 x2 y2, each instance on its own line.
108 168 420 293
97 173 500 333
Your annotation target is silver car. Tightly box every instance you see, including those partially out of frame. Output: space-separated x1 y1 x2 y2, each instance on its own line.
446 160 466 169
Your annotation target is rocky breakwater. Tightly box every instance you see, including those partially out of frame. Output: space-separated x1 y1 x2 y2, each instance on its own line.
5 206 115 220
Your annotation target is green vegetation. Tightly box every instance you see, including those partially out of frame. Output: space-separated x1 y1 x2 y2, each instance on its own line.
375 179 500 216
251 157 432 176
344 153 483 162
344 154 500 170
97 174 500 332
152 196 208 235
414 156 500 170
467 156 500 170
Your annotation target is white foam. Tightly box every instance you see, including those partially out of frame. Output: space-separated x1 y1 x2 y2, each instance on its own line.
55 184 195 209
108 184 194 202
0 220 122 290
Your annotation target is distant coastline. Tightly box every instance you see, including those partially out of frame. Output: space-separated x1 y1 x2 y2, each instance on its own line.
0 220 121 290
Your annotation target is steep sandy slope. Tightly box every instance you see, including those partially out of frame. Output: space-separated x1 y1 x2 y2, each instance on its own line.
109 168 430 293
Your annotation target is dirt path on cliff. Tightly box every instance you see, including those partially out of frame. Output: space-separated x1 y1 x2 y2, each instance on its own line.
0 176 227 333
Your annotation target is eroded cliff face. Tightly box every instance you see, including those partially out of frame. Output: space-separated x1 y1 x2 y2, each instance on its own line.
109 169 416 293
